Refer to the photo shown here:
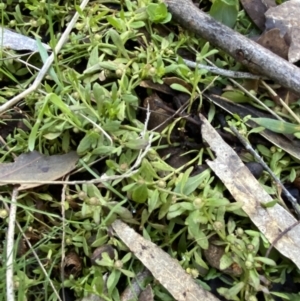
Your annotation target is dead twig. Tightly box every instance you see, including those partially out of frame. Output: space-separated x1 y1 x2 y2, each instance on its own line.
164 0 300 95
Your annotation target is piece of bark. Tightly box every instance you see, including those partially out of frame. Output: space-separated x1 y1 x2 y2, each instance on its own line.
200 114 300 270
112 219 221 301
164 0 300 95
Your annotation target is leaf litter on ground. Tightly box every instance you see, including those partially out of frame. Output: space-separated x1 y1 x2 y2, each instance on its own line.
0 151 78 190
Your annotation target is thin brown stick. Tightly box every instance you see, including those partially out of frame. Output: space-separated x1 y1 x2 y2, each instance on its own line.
164 0 300 95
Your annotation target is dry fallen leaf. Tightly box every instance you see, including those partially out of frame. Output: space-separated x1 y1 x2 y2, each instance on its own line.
138 284 154 301
0 151 79 190
62 250 82 278
203 238 243 277
112 219 220 301
256 28 289 60
265 1 300 63
91 245 116 265
200 114 300 270
0 27 50 51
240 0 276 31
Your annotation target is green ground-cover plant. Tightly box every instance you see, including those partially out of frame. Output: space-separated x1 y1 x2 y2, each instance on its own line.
0 0 300 301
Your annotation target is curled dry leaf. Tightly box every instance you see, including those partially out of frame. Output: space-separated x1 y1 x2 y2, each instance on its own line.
91 245 116 265
112 219 221 301
17 230 41 257
203 240 243 277
62 251 82 279
0 151 79 190
143 93 172 131
200 114 300 270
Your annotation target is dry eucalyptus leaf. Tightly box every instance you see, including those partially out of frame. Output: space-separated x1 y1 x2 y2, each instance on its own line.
0 151 78 190
240 0 276 30
112 219 220 301
91 245 116 265
138 284 154 301
203 239 243 277
265 1 300 63
256 28 289 60
143 93 172 131
200 114 300 270
0 27 50 51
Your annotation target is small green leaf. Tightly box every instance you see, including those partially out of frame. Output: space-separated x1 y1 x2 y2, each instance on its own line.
227 282 245 297
174 167 193 194
77 131 99 155
87 46 99 68
36 38 62 88
206 198 230 207
43 132 61 140
107 269 121 296
222 90 251 103
261 199 277 208
148 189 159 213
270 292 291 300
132 184 148 203
219 253 233 270
210 0 238 28
194 251 209 270
252 117 300 134
108 29 129 59
120 268 135 277
189 225 208 249
254 256 277 266
146 3 171 24
170 83 191 95
249 269 260 290
182 173 206 195
107 16 125 31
